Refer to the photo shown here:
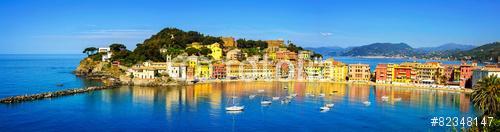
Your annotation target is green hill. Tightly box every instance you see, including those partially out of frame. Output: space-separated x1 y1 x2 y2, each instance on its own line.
453 42 500 63
341 43 414 57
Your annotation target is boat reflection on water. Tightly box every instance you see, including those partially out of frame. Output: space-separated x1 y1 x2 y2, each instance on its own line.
92 81 476 131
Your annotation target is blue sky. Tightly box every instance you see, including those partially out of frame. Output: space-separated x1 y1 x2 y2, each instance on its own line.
0 0 499 54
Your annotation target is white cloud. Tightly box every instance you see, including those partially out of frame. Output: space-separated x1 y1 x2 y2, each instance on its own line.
320 32 333 36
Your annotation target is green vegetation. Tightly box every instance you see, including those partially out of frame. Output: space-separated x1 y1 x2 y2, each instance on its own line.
236 39 268 50
129 28 224 62
453 42 500 63
185 47 200 56
82 47 97 56
82 27 311 66
287 43 304 53
470 75 500 131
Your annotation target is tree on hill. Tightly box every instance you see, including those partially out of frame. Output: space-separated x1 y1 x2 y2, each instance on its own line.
185 47 200 56
82 47 98 56
311 53 323 59
236 39 268 49
199 47 212 56
287 43 304 53
110 43 127 52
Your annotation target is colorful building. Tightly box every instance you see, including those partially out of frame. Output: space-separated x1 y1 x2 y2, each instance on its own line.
348 64 370 82
207 43 223 60
211 63 226 79
393 65 412 83
416 62 442 84
459 62 477 88
472 66 500 87
221 37 236 48
298 50 312 60
375 64 388 83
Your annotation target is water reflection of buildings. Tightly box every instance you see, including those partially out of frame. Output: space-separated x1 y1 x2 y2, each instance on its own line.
124 81 472 119
348 84 370 101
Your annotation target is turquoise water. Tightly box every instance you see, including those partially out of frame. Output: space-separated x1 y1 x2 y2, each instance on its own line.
0 54 477 131
0 54 101 98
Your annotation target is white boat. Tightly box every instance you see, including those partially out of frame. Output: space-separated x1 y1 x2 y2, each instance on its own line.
281 98 291 104
325 103 334 108
320 106 330 111
363 101 371 106
272 96 280 100
257 89 265 93
283 87 288 89
319 93 325 97
261 100 272 105
225 106 244 111
226 110 243 114
226 96 244 111
249 94 256 99
394 97 402 101
291 93 298 97
286 95 293 99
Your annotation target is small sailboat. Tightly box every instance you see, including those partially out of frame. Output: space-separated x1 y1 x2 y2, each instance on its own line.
319 93 325 97
249 94 256 99
226 106 245 111
272 96 280 100
281 98 291 104
286 95 293 99
394 97 402 101
363 101 371 106
226 97 244 111
261 100 272 105
261 95 272 105
283 86 288 89
325 103 334 108
320 106 330 111
257 89 265 93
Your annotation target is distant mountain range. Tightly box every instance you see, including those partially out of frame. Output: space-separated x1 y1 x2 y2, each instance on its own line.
341 43 413 57
306 42 499 62
415 43 476 52
304 46 346 56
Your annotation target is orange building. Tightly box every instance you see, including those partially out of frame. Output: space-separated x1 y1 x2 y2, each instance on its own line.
375 64 388 83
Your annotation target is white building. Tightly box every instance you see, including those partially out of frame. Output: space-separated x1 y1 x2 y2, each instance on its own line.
472 67 500 87
98 47 112 62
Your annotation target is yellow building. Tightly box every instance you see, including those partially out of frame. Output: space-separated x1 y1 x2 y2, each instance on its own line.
187 55 198 68
305 63 323 80
221 37 236 48
187 42 203 49
348 64 370 82
322 58 348 82
207 43 222 60
196 62 211 79
416 62 442 84
332 62 348 82
386 63 398 83
226 60 243 79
